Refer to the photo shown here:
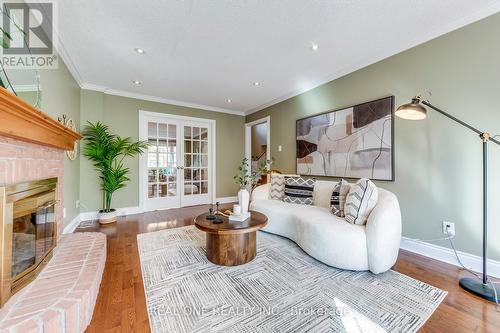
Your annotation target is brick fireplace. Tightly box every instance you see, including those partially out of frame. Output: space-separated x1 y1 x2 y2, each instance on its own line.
0 88 85 317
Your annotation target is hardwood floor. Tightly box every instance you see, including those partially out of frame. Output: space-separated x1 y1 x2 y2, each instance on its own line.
78 204 500 332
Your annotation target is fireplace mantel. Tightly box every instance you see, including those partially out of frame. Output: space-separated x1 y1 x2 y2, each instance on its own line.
0 88 82 150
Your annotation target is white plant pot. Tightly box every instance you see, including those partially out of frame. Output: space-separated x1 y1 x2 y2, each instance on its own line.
238 189 250 214
99 209 117 224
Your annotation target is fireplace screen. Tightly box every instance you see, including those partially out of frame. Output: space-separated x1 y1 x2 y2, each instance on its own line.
12 199 56 278
1 178 58 306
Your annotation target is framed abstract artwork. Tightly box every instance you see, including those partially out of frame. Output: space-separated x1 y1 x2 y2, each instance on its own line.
296 96 394 181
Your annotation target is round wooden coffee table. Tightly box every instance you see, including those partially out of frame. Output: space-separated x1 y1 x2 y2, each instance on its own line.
194 211 267 266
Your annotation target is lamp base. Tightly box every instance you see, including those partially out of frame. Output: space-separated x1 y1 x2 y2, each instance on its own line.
459 277 499 302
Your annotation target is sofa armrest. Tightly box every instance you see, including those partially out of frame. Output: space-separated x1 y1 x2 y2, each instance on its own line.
365 189 402 274
251 183 270 201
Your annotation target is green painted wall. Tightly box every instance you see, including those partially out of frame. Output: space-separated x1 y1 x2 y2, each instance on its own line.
79 91 245 212
247 13 500 260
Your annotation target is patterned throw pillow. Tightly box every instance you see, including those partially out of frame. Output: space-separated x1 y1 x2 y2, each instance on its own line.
269 173 286 200
330 179 350 217
283 177 315 205
344 178 379 225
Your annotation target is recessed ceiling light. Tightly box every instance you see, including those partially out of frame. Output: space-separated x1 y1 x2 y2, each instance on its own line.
253 82 260 86
134 48 145 54
310 43 319 51
133 80 142 85
226 98 232 103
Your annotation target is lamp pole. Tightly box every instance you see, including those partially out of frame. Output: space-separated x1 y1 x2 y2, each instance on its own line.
420 100 500 301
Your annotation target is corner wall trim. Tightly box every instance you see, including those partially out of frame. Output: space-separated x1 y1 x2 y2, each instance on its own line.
63 214 81 234
400 237 500 279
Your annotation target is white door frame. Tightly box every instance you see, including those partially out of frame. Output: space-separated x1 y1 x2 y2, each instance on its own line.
138 110 217 211
245 116 271 174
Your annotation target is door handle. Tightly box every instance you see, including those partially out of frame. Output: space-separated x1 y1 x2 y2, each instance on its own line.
176 166 185 170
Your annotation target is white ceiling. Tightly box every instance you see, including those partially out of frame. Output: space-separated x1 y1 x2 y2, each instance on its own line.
57 0 500 116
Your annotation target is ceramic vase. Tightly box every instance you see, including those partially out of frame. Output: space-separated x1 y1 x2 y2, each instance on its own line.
238 188 250 214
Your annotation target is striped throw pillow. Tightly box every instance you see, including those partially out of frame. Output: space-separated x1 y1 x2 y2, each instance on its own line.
330 179 350 217
344 178 378 225
283 177 315 205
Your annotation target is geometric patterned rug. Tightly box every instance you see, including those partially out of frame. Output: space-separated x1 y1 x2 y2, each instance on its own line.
137 226 447 333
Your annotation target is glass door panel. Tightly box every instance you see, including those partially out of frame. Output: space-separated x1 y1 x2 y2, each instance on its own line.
143 118 181 210
181 123 211 205
141 113 212 210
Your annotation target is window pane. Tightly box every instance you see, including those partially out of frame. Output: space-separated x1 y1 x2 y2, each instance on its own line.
193 141 200 154
159 124 168 138
168 183 177 196
193 127 200 139
158 139 168 153
184 182 193 195
148 184 157 198
201 155 208 167
158 153 168 167
148 153 157 168
159 183 168 197
192 155 200 167
168 140 176 154
193 168 201 181
192 182 200 195
184 154 192 168
148 139 157 152
148 122 157 138
167 168 176 182
201 181 208 194
159 168 169 182
200 128 208 140
168 124 176 139
201 168 208 181
184 126 192 139
184 168 192 181
148 169 157 183
184 140 191 154
201 141 208 154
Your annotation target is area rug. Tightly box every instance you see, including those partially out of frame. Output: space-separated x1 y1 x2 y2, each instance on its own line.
138 226 447 333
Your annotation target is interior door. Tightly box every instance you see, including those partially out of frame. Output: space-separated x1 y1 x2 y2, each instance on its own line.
181 121 212 206
143 117 181 210
140 113 213 211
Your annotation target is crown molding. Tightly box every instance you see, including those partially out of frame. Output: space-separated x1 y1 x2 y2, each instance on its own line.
80 84 245 116
244 2 500 115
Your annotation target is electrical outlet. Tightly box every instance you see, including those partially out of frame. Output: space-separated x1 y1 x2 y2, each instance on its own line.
76 200 80 209
442 221 455 236
63 207 67 219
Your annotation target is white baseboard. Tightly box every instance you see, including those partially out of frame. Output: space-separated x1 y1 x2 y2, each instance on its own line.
79 206 143 223
63 214 81 234
215 196 238 204
400 237 500 279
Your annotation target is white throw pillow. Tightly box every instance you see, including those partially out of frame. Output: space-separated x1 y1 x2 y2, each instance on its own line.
344 178 378 225
313 180 337 208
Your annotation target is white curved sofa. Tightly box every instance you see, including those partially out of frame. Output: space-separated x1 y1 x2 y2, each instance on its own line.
250 180 402 274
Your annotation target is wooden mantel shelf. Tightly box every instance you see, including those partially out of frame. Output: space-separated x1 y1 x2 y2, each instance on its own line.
0 88 82 150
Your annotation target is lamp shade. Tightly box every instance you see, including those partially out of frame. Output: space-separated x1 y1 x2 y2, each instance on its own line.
395 97 427 120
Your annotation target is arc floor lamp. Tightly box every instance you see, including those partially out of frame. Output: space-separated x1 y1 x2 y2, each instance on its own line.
396 96 500 302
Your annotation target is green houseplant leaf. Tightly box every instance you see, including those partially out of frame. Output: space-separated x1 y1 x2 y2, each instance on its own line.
82 121 148 213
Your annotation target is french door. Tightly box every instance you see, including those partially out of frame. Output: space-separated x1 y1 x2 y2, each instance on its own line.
139 112 214 211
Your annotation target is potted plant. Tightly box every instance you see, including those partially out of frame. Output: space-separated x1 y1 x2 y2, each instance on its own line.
233 157 274 214
82 121 148 224
257 157 275 185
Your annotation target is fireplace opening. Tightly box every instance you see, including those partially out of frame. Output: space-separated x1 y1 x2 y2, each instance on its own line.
1 178 58 307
